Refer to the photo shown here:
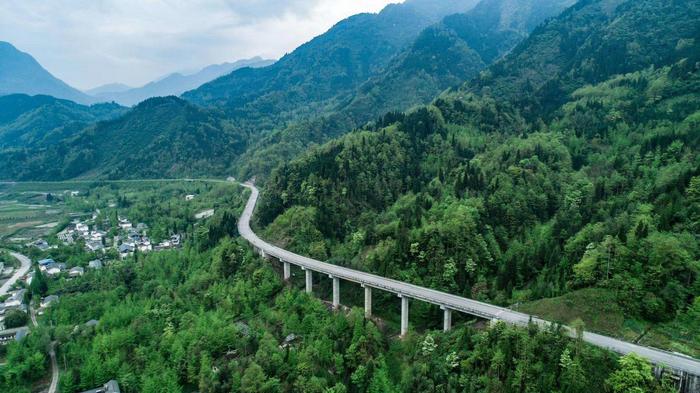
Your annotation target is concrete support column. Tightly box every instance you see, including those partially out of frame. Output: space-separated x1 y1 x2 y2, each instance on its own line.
442 306 452 332
304 269 312 294
400 295 409 337
331 275 340 309
363 285 372 318
283 261 291 281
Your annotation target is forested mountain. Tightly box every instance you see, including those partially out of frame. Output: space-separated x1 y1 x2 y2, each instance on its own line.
0 94 125 148
0 42 95 105
256 0 700 356
0 97 245 180
339 0 577 124
0 0 696 189
229 0 578 181
2 1 700 392
182 0 480 129
90 57 275 106
462 0 700 119
259 57 700 355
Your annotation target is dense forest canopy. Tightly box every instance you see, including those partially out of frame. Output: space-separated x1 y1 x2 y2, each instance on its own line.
0 184 678 393
258 58 700 355
0 0 699 391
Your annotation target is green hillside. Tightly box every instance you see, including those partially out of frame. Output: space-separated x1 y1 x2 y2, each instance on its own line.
0 97 245 180
183 0 480 129
257 49 700 353
0 94 125 148
462 0 700 118
340 0 577 125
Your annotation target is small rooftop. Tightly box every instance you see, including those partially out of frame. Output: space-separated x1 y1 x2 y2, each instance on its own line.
81 380 120 393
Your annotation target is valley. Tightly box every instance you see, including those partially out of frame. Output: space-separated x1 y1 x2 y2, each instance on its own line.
0 0 698 392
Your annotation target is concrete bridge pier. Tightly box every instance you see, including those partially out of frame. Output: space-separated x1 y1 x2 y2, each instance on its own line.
441 306 452 332
303 268 312 294
363 285 372 318
399 295 409 337
330 275 340 309
654 366 700 393
283 261 291 281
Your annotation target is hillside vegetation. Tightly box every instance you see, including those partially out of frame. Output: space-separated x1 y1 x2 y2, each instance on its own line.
0 97 245 180
0 94 125 148
257 36 700 355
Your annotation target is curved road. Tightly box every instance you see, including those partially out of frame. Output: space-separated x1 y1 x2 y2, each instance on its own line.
0 252 31 296
238 183 700 375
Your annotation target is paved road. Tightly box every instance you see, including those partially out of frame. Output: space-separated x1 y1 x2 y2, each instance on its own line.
28 275 58 393
0 252 31 296
238 183 700 375
47 341 58 393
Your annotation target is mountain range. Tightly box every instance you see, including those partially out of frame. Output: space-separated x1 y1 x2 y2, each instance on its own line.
0 40 274 107
87 57 275 106
182 0 482 128
0 0 697 183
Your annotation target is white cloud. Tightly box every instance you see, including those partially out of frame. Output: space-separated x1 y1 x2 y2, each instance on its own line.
0 0 400 89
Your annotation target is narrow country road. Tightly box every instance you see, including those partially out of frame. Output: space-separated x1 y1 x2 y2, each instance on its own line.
0 251 31 296
238 182 700 376
18 254 58 393
47 341 58 393
31 304 58 393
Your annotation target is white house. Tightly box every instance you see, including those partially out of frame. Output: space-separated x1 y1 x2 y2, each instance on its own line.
57 229 75 244
69 267 84 278
86 241 104 253
118 219 132 230
46 265 63 276
119 243 135 259
138 241 152 253
76 223 89 234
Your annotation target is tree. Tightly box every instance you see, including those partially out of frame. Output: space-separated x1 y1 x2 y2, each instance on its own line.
241 362 272 393
30 266 48 297
606 353 654 393
212 238 241 279
559 348 587 393
4 310 28 329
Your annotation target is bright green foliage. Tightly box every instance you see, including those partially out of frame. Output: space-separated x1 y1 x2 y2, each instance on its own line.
0 326 50 392
606 353 655 393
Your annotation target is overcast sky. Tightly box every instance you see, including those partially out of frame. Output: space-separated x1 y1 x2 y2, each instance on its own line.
0 0 399 90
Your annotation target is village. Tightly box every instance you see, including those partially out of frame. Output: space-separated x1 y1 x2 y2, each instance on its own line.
28 210 183 273
0 208 185 334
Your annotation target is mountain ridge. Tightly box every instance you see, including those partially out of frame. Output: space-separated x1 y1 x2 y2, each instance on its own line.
91 57 275 106
0 41 95 104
